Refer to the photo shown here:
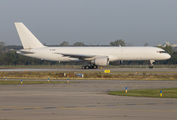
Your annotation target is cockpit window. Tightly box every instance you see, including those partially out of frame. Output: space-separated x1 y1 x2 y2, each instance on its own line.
157 51 167 53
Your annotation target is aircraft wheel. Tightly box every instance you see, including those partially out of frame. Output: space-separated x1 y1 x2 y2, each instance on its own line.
93 65 98 69
149 66 153 69
86 66 89 69
91 66 95 69
82 66 86 69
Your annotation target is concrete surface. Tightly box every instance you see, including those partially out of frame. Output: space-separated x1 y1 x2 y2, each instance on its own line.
0 80 177 120
0 68 177 72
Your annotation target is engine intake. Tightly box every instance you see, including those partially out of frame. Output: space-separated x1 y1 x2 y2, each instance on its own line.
91 57 109 66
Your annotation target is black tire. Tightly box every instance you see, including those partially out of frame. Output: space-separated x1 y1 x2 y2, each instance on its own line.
149 66 153 69
90 66 94 69
93 65 98 69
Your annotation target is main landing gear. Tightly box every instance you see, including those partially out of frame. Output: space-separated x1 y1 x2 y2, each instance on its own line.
82 65 98 69
149 60 155 69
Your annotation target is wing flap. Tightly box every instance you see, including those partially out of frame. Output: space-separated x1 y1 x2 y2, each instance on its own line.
54 52 95 60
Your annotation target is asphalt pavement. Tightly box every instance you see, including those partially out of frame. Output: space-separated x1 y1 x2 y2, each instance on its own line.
0 79 177 120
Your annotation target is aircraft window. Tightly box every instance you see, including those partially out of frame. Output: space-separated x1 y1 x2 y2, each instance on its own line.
157 51 166 53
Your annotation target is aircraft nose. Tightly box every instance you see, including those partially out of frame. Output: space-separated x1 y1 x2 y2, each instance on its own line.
167 54 171 59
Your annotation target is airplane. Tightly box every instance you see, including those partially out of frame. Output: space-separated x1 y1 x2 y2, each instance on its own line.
14 22 171 69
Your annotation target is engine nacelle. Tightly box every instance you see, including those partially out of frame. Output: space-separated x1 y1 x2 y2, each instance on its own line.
91 57 109 66
109 60 123 66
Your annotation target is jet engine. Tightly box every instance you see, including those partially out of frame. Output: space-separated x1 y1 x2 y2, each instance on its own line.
109 60 123 66
91 57 109 66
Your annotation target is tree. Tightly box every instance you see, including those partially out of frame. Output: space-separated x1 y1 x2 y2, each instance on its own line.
73 42 85 46
144 43 149 46
60 41 69 46
126 42 133 46
0 42 5 55
0 42 5 46
110 39 125 46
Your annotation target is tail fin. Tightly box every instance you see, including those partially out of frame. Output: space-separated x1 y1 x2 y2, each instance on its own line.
14 22 45 49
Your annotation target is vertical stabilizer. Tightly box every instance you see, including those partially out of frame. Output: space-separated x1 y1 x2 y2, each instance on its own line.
14 22 45 49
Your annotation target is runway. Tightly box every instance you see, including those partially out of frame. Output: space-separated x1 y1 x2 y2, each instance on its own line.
0 68 177 72
0 80 177 120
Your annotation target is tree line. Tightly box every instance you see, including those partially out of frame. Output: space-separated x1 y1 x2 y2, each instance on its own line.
0 40 176 65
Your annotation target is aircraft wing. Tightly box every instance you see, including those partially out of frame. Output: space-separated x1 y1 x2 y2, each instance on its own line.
54 52 95 60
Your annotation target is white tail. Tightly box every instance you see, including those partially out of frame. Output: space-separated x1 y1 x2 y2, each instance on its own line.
14 22 45 49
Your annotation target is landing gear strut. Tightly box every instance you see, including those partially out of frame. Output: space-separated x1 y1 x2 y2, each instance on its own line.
82 65 98 69
149 60 155 69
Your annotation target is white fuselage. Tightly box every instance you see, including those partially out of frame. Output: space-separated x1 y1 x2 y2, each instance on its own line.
14 22 171 65
17 46 171 62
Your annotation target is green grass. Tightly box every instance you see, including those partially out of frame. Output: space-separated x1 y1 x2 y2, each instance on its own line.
0 71 177 80
109 88 177 98
0 80 71 85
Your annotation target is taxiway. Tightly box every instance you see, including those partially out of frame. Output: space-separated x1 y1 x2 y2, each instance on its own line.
0 79 177 120
0 68 177 72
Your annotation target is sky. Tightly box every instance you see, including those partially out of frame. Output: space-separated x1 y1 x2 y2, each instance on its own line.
0 0 177 46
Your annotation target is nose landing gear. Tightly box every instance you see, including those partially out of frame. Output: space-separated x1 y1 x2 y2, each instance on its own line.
149 60 155 69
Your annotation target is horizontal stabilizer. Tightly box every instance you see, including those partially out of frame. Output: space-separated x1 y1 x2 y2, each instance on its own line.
17 50 35 54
